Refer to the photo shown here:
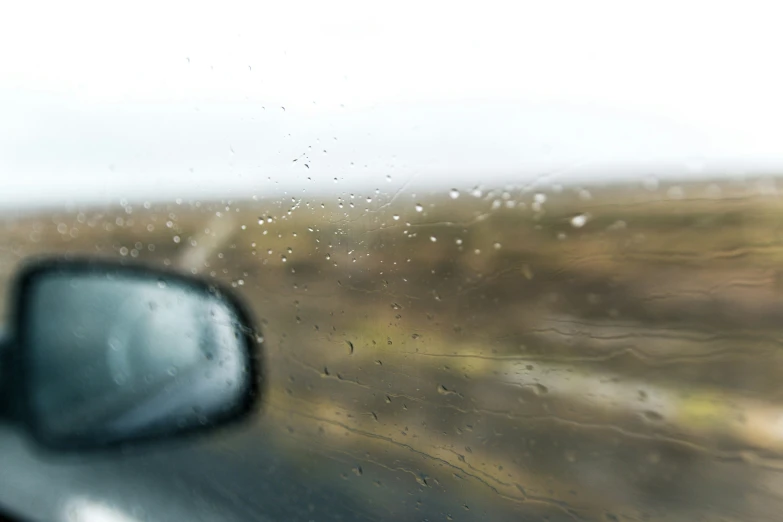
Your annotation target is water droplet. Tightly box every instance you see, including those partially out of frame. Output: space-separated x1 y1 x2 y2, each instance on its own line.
386 175 392 182
437 384 457 396
493 242 502 250
415 474 429 487
643 176 659 191
415 203 423 212
534 193 547 203
173 236 181 244
667 186 685 199
449 188 460 199
455 238 463 245
607 220 627 231
705 184 722 198
570 214 588 228
392 214 400 221
430 236 437 242
353 465 363 476
470 186 482 198
281 255 287 263
346 341 354 355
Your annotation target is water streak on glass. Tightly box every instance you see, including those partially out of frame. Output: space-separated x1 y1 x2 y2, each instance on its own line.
3 177 783 521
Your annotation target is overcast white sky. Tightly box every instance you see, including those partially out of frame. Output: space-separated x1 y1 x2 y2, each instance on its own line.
1 0 782 206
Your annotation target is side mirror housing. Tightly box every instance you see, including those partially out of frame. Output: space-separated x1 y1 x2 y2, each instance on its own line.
2 258 262 451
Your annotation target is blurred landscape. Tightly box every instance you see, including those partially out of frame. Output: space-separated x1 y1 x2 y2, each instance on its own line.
4 176 783 521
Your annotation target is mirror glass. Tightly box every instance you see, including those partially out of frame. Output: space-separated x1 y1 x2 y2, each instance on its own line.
19 267 254 448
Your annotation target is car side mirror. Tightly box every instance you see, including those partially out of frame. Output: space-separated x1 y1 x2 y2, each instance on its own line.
1 258 262 451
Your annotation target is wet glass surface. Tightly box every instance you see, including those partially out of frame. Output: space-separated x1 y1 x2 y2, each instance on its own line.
23 271 249 445
2 178 783 520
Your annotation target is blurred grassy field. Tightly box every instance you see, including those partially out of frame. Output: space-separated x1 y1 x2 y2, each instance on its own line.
3 177 783 520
